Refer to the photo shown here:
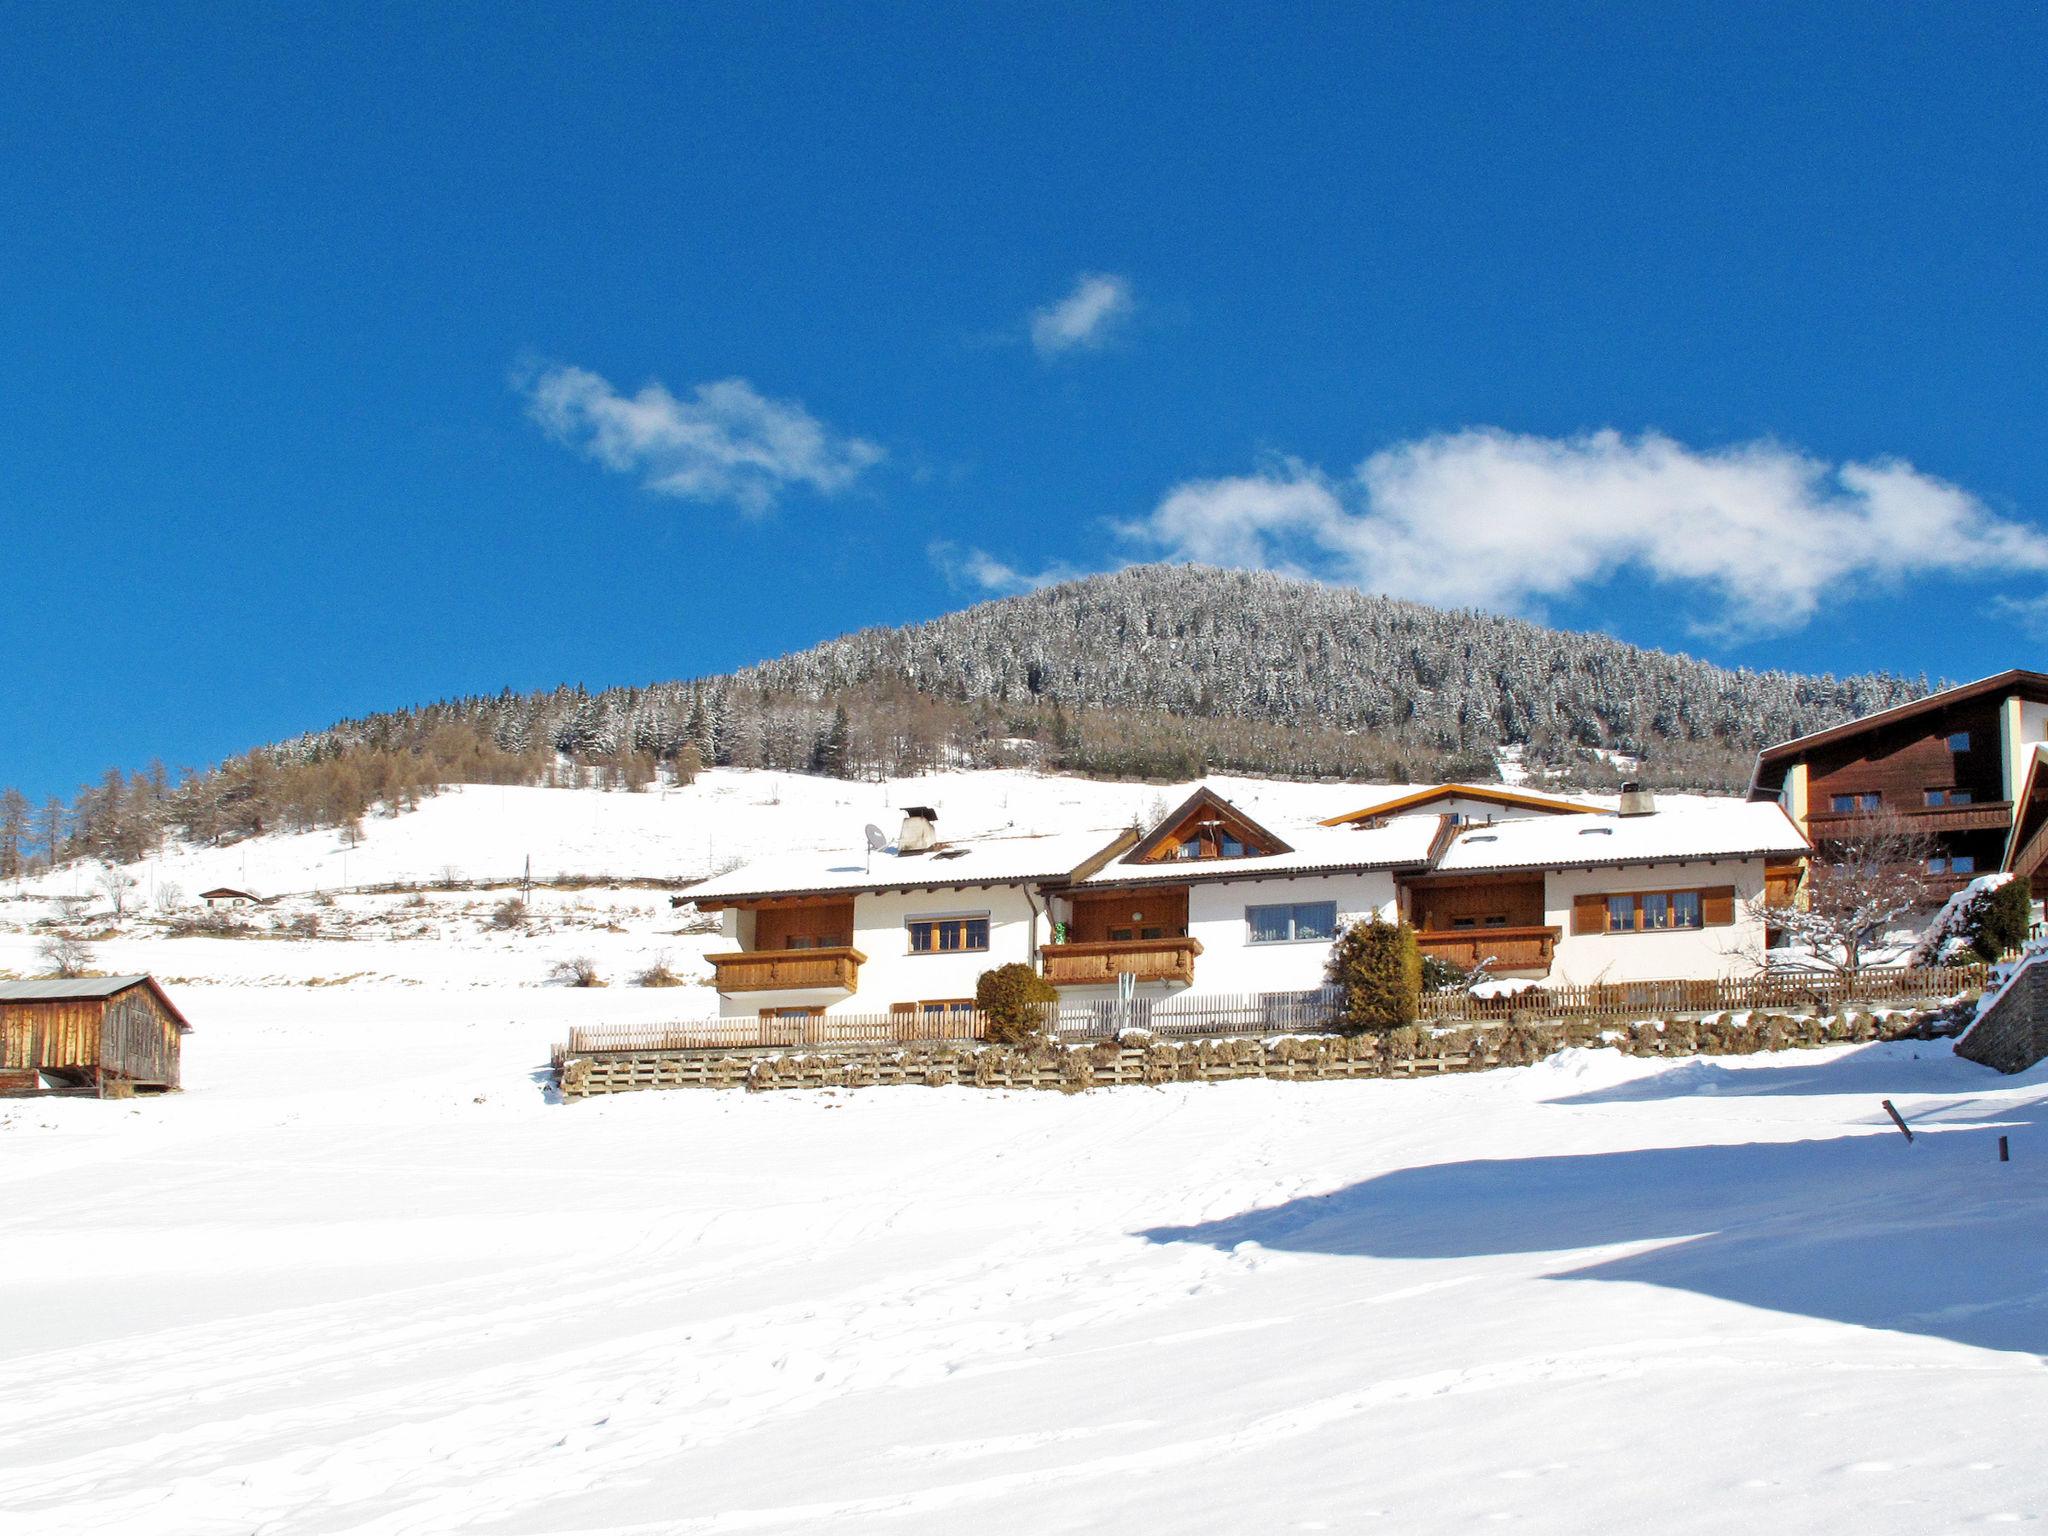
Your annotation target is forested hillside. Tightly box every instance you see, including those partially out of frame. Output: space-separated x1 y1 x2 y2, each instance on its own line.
4 565 1927 870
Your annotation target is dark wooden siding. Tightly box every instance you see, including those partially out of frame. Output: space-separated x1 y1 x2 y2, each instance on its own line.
753 901 855 950
1069 889 1189 942
1805 696 2005 812
1408 876 1546 932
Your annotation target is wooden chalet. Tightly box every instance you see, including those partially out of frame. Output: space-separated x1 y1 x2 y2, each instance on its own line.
0 975 192 1097
1749 669 2048 896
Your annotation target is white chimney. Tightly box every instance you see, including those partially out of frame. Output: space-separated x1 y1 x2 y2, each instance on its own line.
1617 781 1656 818
898 806 939 852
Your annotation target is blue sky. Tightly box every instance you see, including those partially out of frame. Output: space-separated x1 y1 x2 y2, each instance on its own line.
4 4 2046 802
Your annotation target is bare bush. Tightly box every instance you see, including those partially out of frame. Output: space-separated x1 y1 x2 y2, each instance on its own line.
632 955 685 987
1761 813 1936 981
37 931 94 978
548 955 605 988
489 897 528 931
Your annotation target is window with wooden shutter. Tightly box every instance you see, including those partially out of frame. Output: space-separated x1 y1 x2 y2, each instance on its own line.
1571 893 1607 935
1577 885 1738 933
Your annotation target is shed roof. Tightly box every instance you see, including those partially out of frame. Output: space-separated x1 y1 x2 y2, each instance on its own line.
0 975 193 1031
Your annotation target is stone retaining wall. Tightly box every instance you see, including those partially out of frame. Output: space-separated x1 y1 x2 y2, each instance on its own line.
1957 959 2048 1074
557 1008 1957 1099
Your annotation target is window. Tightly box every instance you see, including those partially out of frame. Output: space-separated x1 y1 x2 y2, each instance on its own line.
1599 890 1710 934
1174 829 1250 859
1829 792 1881 813
1246 901 1338 944
1928 855 1979 876
1948 732 1971 752
1925 789 1974 807
907 916 990 954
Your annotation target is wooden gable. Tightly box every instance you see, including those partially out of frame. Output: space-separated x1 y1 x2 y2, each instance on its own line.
1124 788 1293 865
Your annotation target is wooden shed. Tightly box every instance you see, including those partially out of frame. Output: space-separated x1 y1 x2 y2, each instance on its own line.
0 976 193 1097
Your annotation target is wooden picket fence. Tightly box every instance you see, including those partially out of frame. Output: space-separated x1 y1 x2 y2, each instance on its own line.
1415 964 1988 1023
559 966 1987 1059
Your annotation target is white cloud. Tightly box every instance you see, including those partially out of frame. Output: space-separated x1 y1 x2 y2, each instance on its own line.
1120 429 2048 636
1029 273 1134 357
521 364 882 514
929 540 1082 596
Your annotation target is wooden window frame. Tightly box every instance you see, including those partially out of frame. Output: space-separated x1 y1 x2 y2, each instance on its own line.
1572 885 1736 936
906 914 991 956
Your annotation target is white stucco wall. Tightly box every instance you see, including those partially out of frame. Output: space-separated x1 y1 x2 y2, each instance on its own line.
2003 696 2048 804
718 886 1044 1018
1543 858 1769 985
1184 872 1399 994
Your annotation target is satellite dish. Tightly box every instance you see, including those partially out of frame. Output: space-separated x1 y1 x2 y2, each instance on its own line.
864 824 889 853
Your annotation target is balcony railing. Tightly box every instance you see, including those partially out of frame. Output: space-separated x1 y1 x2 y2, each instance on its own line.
1805 801 2012 837
1414 926 1559 975
1040 936 1203 987
707 947 865 995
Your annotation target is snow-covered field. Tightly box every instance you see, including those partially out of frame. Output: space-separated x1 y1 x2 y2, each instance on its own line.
3 771 2045 1532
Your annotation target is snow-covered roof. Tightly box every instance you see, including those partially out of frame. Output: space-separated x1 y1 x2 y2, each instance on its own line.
687 827 1129 904
1078 813 1447 886
1321 782 1593 825
1432 800 1809 875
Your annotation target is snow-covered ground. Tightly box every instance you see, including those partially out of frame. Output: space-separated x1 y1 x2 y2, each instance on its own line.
3 771 2043 1532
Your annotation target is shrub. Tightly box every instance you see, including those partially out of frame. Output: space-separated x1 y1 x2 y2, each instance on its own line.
632 956 685 987
36 931 94 979
976 961 1057 1045
1968 876 2031 961
1325 917 1421 1032
489 896 528 931
1420 952 1473 993
549 955 605 988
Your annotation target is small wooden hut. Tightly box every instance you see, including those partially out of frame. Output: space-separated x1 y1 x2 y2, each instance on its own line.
0 976 193 1097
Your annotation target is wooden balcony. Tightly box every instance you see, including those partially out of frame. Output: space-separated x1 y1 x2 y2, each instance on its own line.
1804 802 2012 838
1414 926 1560 977
1039 936 1202 987
707 947 865 995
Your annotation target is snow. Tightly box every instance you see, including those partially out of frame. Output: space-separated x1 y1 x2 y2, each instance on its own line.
1434 797 1809 874
2 769 2043 1532
1078 813 1447 886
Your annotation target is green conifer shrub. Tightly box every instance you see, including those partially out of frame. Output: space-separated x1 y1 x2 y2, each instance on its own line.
1325 917 1422 1032
976 962 1058 1045
1967 876 2032 961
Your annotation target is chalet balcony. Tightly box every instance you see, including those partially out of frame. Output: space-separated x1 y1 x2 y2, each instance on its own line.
707 947 865 995
1805 801 2013 838
1414 926 1559 977
1039 936 1202 987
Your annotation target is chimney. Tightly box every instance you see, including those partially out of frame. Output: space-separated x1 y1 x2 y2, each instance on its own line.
898 806 939 852
1617 781 1656 818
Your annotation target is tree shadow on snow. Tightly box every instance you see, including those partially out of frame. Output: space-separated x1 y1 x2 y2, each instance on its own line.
1142 1065 2048 1356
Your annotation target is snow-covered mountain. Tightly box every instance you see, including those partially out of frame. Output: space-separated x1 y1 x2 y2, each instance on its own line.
290 564 1928 791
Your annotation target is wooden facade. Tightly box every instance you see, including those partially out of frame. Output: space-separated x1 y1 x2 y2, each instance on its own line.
706 947 865 994
0 977 191 1096
1066 887 1190 943
1039 936 1203 987
1753 670 2048 890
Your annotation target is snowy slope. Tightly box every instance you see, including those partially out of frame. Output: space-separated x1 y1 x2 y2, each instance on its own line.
5 768 2038 1533
1 1000 2043 1534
